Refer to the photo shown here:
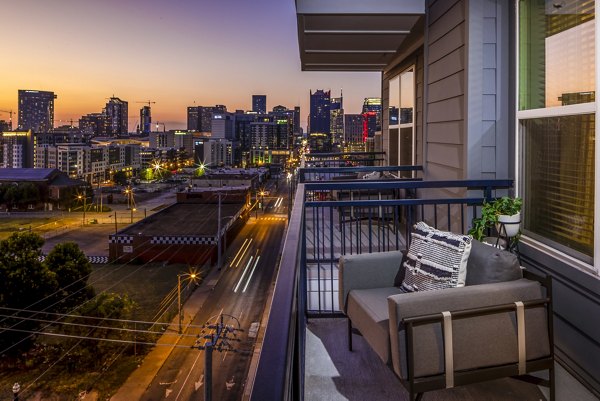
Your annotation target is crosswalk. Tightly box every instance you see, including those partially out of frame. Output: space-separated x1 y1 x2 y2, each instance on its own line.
259 217 287 221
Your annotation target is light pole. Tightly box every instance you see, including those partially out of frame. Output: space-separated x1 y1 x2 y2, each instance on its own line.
77 194 86 226
178 272 197 334
130 207 136 224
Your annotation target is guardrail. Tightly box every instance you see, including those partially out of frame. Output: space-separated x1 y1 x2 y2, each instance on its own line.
249 177 514 400
298 164 423 183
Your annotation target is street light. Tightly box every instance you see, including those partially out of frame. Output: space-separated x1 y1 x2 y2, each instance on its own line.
178 272 198 334
77 193 86 226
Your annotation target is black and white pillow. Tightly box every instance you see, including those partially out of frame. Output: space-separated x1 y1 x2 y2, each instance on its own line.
400 222 472 293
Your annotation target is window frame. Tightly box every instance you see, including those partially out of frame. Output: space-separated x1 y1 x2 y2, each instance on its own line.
515 0 600 275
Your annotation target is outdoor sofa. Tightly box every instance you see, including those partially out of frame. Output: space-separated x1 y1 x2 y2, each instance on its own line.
339 224 554 401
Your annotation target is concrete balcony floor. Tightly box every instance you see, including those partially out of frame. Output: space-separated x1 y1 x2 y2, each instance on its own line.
305 319 599 401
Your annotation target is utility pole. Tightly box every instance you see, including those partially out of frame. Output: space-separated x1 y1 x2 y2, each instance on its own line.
193 314 246 401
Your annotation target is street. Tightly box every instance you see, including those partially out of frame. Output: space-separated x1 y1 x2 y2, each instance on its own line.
140 178 290 401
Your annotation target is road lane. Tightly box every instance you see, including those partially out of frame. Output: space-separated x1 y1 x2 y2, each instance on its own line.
140 206 287 401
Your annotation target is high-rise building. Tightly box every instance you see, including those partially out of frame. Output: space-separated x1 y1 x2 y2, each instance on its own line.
293 106 301 135
0 130 34 168
309 89 331 152
79 112 108 137
140 106 151 134
211 112 234 140
330 92 344 148
104 97 128 136
18 90 57 133
344 114 365 152
362 97 382 132
252 95 267 114
187 107 200 131
187 105 227 133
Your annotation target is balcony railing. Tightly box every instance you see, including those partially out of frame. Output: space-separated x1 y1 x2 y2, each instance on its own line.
248 169 514 401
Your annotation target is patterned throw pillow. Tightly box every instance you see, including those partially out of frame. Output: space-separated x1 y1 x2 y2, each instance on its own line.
400 222 472 293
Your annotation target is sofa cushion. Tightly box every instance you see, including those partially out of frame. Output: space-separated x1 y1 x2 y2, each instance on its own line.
393 250 408 287
347 286 403 364
400 222 472 293
465 239 522 285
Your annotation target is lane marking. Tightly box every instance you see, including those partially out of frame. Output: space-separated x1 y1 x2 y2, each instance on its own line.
233 255 254 292
229 238 248 267
242 256 261 293
175 350 203 400
234 239 253 268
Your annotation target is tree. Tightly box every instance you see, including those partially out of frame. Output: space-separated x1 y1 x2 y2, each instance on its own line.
18 182 41 207
65 293 137 368
44 242 94 310
0 232 57 352
113 171 128 186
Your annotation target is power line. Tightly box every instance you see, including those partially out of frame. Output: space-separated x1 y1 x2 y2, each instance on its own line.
3 326 194 348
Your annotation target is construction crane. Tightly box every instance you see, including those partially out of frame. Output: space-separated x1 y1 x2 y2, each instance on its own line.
136 100 156 108
0 110 15 130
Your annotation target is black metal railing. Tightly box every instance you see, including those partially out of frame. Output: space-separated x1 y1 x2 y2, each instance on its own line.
304 151 386 167
299 164 423 183
249 176 514 400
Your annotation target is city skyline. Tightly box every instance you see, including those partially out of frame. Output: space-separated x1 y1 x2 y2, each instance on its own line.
0 0 380 131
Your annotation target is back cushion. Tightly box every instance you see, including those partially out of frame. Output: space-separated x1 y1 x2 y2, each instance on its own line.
465 239 522 285
400 222 472 293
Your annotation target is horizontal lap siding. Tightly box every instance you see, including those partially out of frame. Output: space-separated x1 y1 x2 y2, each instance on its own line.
425 0 466 182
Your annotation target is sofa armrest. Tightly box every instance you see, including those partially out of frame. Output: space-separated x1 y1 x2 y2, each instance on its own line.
387 279 550 379
338 250 403 313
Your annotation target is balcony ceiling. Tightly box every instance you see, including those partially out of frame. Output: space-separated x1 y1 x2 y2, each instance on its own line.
296 0 425 71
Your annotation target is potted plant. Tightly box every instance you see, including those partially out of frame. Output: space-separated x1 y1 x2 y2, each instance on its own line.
469 196 522 241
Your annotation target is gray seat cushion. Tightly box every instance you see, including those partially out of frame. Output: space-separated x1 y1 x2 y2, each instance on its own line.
466 239 522 285
346 286 403 364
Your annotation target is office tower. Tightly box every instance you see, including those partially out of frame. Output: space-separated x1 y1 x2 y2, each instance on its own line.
293 106 301 135
140 106 151 134
187 106 200 131
270 106 294 151
18 90 57 132
344 114 365 152
252 95 267 114
309 89 331 152
104 97 128 136
362 97 382 131
234 111 255 167
330 92 344 148
211 112 234 140
79 112 109 137
0 121 10 132
188 105 227 133
0 130 34 168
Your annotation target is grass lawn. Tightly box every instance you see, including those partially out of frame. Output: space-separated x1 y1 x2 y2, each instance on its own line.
0 216 81 240
0 262 209 400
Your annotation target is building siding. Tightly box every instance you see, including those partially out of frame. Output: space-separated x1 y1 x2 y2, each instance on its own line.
425 0 466 182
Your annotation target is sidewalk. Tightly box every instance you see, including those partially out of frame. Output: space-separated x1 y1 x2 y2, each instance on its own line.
110 265 222 401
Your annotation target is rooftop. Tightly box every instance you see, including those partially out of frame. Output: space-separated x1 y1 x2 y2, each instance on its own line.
119 203 244 237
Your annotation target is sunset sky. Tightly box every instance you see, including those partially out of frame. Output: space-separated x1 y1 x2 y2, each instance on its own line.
0 0 380 131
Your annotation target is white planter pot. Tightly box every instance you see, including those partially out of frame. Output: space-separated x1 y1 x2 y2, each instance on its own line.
497 213 521 237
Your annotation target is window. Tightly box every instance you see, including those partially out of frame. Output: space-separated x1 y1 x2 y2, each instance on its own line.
521 114 594 262
518 0 596 269
388 66 415 174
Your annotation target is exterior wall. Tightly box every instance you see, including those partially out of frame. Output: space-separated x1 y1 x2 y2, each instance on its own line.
523 245 600 397
466 0 511 181
424 0 467 182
